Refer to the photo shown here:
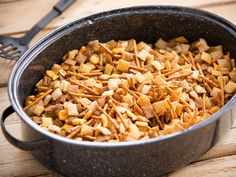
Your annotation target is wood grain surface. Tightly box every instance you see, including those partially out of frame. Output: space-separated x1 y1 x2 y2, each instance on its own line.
0 0 236 177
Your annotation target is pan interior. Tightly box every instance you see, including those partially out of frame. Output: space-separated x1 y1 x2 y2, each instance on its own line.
11 7 236 141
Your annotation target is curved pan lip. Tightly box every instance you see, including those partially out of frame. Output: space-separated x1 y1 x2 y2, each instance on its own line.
8 6 236 148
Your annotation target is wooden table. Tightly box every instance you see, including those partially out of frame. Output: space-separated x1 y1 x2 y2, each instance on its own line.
0 0 236 176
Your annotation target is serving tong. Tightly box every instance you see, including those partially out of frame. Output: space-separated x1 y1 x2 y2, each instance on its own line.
0 0 75 60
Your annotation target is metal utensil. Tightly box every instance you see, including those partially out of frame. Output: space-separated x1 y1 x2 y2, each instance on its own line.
0 0 75 60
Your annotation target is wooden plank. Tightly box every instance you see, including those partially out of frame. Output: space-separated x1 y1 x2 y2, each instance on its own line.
196 0 236 8
0 0 58 35
0 87 20 125
0 0 234 35
199 128 236 161
0 122 52 177
0 59 14 87
0 87 52 177
0 2 236 86
201 3 236 24
1 2 236 86
0 87 9 111
0 158 52 177
169 155 236 177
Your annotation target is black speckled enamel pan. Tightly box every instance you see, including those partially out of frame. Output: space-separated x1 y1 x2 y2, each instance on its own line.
1 6 236 177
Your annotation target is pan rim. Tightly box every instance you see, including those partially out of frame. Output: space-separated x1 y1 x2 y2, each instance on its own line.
8 5 236 148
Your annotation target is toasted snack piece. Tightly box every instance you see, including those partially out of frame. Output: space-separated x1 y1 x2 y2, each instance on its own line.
137 95 150 106
224 81 236 94
104 63 114 75
151 60 164 71
33 105 44 116
89 54 99 64
48 125 61 133
155 38 167 49
46 70 59 80
42 117 53 128
195 38 209 52
201 52 212 64
117 59 130 72
152 100 166 114
135 72 146 83
81 124 94 136
194 85 206 94
64 102 78 116
58 109 68 121
96 126 111 136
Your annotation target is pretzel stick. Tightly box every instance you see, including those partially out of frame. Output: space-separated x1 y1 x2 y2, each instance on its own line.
188 52 197 69
226 52 232 71
220 77 225 107
99 53 103 66
24 89 52 110
129 65 147 72
181 53 191 64
97 106 119 129
99 43 113 55
67 71 89 79
69 79 100 95
160 69 178 73
198 75 219 88
202 93 206 117
164 68 182 76
134 104 144 116
80 72 103 76
68 92 101 99
196 63 213 92
152 110 164 130
67 126 81 139
133 39 140 68
114 106 128 128
166 72 192 81
180 99 195 111
112 61 147 72
167 99 177 119
122 86 139 99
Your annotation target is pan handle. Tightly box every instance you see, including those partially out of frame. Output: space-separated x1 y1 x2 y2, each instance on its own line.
1 106 48 151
